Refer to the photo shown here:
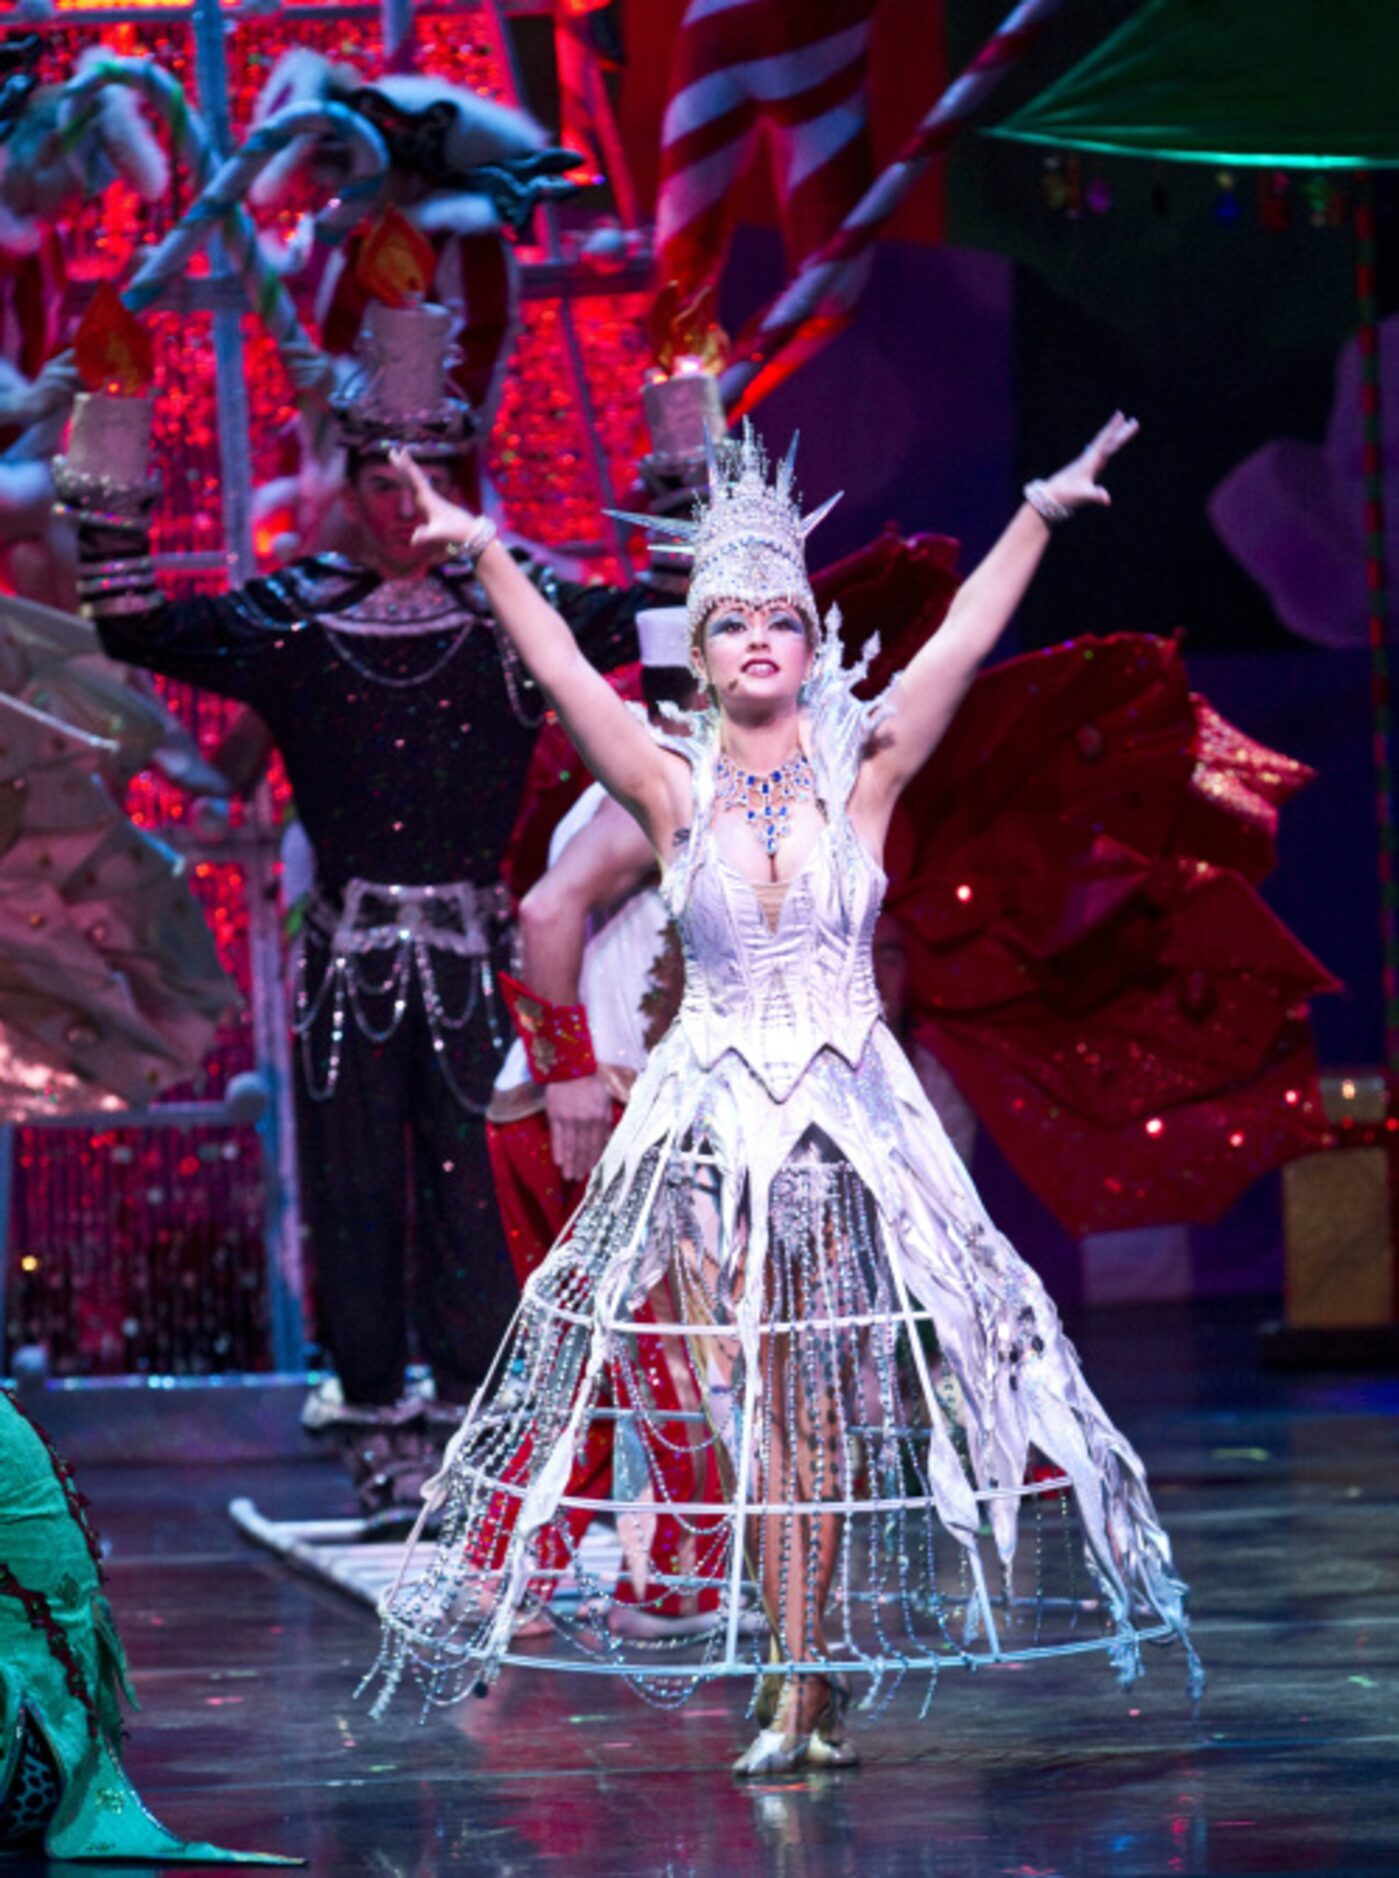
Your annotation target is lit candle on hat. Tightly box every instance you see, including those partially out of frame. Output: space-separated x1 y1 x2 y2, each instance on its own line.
642 281 727 462
328 209 474 468
64 284 157 485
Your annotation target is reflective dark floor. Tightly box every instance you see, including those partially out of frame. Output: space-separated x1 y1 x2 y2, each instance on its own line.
12 1300 1399 1877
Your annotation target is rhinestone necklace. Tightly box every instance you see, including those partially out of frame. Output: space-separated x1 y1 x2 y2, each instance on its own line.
714 748 815 859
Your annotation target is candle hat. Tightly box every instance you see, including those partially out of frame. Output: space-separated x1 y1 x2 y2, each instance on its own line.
331 300 474 462
330 212 473 461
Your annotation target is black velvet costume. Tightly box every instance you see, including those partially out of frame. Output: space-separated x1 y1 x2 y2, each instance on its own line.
85 539 642 1406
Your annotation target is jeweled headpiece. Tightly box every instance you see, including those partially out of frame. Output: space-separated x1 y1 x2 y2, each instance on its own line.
611 421 841 642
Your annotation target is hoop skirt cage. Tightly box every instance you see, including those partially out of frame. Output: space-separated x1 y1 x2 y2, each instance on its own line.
369 643 1201 1717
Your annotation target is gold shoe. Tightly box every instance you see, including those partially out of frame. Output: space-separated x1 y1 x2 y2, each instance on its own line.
734 1674 858 1776
732 1725 809 1776
804 1676 859 1769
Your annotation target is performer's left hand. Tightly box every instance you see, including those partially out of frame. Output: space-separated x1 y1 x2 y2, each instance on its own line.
389 448 485 552
1039 410 1139 514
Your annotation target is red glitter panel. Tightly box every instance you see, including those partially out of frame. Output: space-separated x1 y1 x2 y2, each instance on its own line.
189 858 254 1004
0 10 652 1374
568 287 653 518
7 1124 272 1376
227 11 509 126
244 316 301 496
150 313 225 558
490 298 636 581
491 299 601 548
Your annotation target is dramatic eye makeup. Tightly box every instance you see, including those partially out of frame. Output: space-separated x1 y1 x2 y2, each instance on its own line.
705 608 805 639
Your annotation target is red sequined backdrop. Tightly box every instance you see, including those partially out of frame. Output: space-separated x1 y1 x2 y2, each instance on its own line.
1 4 651 1376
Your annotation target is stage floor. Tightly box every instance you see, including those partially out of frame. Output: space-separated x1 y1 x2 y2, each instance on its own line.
12 1299 1398 1877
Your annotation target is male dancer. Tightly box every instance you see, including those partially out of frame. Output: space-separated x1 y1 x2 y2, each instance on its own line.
58 293 670 1518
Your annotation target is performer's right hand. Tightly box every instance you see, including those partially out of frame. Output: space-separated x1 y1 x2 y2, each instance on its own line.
545 1074 615 1185
1037 410 1139 515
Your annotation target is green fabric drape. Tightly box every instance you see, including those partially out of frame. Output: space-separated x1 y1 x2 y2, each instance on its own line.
993 0 1399 169
0 1389 296 1863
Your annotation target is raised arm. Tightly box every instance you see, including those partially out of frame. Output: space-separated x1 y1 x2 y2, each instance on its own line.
63 500 299 705
395 452 686 852
856 413 1138 809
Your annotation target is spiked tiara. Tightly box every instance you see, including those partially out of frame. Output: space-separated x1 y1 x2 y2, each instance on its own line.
610 421 841 641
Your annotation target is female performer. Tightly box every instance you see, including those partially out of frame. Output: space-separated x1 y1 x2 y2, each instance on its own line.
368 414 1201 1772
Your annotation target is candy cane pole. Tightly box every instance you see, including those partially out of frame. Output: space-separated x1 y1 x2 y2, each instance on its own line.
124 102 388 405
60 67 387 405
718 0 1068 418
59 57 216 191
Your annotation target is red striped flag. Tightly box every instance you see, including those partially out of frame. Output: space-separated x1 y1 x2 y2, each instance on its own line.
719 0 1067 417
656 0 879 303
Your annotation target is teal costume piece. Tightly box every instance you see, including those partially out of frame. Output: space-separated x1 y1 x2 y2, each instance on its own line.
0 1388 297 1864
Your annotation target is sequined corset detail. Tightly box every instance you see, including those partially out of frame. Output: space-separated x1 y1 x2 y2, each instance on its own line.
674 819 885 1100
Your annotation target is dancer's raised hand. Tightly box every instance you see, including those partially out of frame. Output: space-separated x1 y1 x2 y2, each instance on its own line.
393 447 687 857
387 448 484 552
1037 410 1139 514
849 409 1141 816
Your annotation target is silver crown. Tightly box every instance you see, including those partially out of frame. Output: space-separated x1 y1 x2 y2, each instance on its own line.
610 421 841 640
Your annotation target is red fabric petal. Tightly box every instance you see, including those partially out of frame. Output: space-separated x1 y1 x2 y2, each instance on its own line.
499 535 1336 1237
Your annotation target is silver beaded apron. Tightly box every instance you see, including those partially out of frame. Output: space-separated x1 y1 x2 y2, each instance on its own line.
292 876 511 1113
369 636 1201 1715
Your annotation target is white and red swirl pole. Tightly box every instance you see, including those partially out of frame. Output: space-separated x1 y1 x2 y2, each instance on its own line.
718 0 1067 420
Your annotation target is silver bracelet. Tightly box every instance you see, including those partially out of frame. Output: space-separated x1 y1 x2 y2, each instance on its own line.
1023 479 1073 527
446 516 497 568
468 517 498 563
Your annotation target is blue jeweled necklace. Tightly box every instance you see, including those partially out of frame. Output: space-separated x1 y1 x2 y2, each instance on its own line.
714 748 816 859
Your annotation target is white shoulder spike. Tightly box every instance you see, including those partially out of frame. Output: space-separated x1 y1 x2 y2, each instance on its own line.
703 425 723 496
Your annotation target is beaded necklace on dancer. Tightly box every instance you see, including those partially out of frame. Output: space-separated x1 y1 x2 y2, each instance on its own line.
714 740 817 879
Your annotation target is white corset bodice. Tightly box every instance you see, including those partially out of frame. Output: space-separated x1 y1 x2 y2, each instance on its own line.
650 634 897 1101
670 818 886 1101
